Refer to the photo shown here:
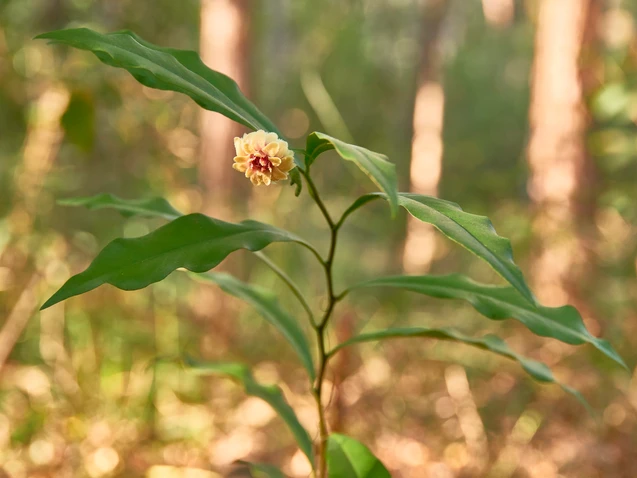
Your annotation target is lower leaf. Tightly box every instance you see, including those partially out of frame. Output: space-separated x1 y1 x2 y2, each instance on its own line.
347 274 626 369
192 272 315 380
329 327 590 410
236 461 286 478
327 434 391 478
186 359 314 464
41 213 310 310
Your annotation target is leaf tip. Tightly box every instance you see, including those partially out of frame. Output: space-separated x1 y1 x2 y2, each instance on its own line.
40 297 56 311
34 28 72 41
591 337 629 371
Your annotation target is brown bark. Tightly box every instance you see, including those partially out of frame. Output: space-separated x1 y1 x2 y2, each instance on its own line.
199 0 250 220
527 0 600 318
196 0 252 354
402 0 449 273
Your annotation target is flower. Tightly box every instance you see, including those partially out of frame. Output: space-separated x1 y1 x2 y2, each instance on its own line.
232 130 296 186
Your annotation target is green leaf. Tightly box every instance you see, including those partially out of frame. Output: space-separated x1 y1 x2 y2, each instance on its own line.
61 90 95 152
327 434 390 478
236 461 287 478
289 168 303 197
58 193 182 220
193 272 315 380
37 28 278 132
37 28 302 195
42 213 311 310
347 274 626 369
356 192 536 304
187 360 314 464
306 132 398 217
329 327 589 408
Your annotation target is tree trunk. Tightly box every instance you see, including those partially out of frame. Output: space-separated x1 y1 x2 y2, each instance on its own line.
0 86 69 375
527 0 600 320
196 0 251 353
199 0 250 219
481 0 514 28
402 0 449 273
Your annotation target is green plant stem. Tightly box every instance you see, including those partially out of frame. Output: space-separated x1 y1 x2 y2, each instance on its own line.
303 170 335 229
253 251 316 327
302 168 338 478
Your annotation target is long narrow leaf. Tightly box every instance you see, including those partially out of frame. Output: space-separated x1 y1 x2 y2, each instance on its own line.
349 192 536 304
193 272 315 380
347 274 625 369
58 193 182 220
37 28 278 132
329 327 588 408
38 28 302 194
186 360 314 464
42 214 311 309
398 193 536 304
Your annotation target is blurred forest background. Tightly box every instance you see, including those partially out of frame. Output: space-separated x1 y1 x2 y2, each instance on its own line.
1 0 637 477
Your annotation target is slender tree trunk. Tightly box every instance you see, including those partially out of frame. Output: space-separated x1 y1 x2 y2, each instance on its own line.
196 0 251 352
0 86 69 375
199 0 250 219
527 0 600 319
481 0 514 28
402 0 449 273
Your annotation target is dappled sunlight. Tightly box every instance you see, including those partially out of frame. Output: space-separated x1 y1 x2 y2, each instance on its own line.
404 82 445 274
444 366 488 473
1 0 636 476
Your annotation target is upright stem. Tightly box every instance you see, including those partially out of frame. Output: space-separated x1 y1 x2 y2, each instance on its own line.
303 170 338 478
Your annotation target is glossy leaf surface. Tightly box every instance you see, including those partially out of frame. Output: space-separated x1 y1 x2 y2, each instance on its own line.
348 274 625 368
42 214 308 309
306 132 398 216
352 192 536 304
327 434 390 478
37 28 278 132
329 327 588 406
37 29 305 193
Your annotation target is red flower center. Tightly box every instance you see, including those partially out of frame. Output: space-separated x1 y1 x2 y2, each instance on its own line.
249 152 273 173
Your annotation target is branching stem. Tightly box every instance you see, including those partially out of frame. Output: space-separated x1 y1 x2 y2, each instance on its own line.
301 168 339 478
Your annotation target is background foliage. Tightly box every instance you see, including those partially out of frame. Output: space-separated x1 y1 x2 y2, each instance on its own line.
1 0 636 477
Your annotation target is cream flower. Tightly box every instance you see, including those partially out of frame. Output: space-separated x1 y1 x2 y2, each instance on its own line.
232 130 296 186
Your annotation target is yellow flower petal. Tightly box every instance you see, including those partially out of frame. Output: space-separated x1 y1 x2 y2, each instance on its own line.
264 132 278 144
233 137 243 155
275 140 290 158
278 156 295 172
251 130 267 149
232 131 296 186
242 142 254 155
272 169 288 181
263 142 280 156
